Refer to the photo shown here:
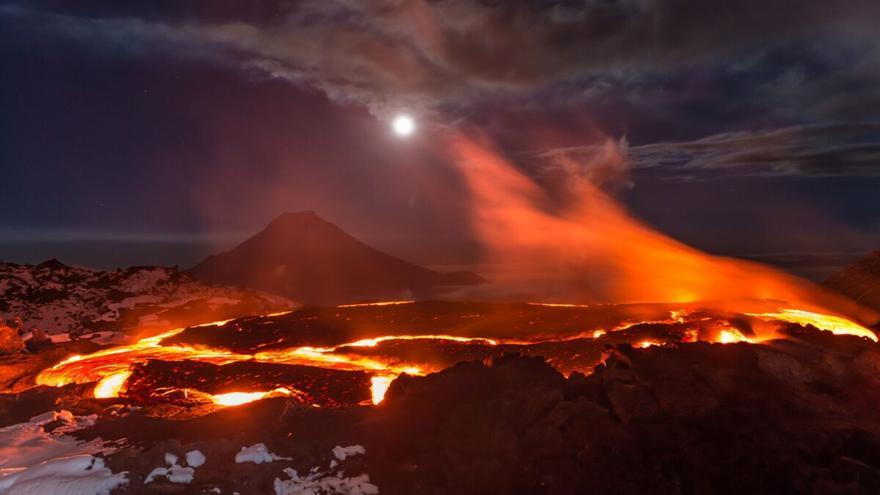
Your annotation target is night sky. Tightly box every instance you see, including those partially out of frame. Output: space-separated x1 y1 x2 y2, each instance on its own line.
2 1 879 276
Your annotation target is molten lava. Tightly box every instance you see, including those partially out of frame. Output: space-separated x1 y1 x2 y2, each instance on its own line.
750 309 877 342
93 370 133 398
211 387 294 407
31 299 876 414
370 376 394 405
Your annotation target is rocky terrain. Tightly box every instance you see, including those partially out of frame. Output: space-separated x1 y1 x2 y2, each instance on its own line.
189 212 484 306
2 328 878 494
825 250 880 314
0 259 293 340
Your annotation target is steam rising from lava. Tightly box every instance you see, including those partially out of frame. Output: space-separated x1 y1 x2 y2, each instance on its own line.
448 134 878 326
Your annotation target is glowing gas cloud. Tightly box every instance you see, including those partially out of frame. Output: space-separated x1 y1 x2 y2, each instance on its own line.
448 133 877 326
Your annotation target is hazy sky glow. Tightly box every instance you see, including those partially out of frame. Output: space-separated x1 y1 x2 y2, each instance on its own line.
1 1 879 271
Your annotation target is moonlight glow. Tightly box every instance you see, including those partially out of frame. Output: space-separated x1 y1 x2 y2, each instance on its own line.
391 114 415 137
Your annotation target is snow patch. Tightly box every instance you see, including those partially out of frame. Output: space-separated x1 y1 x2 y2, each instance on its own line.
332 445 366 461
0 411 125 494
0 410 103 477
273 445 376 495
0 455 128 495
234 443 292 464
186 450 206 468
144 450 205 484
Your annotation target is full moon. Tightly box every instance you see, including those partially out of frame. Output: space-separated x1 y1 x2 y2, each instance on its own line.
391 114 415 137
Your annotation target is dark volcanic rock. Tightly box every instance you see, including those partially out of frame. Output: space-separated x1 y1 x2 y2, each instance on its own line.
825 249 880 314
359 341 880 494
188 211 484 305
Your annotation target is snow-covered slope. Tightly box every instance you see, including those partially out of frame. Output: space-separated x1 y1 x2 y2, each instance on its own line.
0 259 294 337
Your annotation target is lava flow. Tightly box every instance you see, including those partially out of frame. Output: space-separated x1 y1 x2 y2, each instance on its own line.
33 301 876 413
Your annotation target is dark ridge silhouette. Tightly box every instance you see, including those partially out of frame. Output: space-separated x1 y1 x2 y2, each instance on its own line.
824 249 880 313
188 211 484 305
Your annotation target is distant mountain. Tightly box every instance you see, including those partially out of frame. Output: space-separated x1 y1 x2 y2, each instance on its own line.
824 250 880 312
0 259 294 338
189 211 484 305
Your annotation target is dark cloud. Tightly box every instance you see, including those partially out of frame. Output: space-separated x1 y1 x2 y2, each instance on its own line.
627 122 880 180
5 0 880 122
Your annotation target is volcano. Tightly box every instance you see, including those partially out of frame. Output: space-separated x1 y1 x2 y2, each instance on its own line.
189 212 484 305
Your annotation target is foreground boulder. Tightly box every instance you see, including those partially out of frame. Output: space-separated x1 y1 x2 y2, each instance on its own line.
365 332 880 494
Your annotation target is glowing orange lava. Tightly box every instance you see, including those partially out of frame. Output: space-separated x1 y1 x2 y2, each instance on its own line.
33 306 876 410
337 301 415 308
36 326 493 407
634 340 661 348
370 376 394 405
93 369 132 398
749 309 877 342
717 329 751 344
211 387 294 407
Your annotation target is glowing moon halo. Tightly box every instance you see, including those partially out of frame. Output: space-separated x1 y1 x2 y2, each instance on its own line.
391 114 415 137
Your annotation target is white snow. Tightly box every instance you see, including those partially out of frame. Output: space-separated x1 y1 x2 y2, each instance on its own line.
186 450 206 468
143 467 167 484
273 445 377 495
0 411 126 495
0 411 102 477
167 466 195 484
332 445 366 461
234 443 291 464
144 450 205 484
274 469 379 495
0 455 128 495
